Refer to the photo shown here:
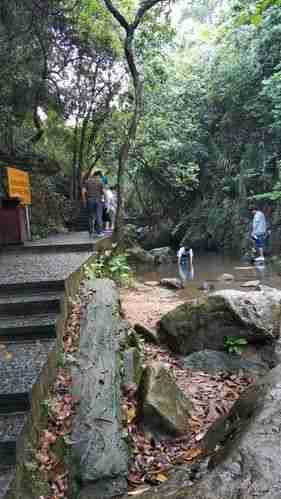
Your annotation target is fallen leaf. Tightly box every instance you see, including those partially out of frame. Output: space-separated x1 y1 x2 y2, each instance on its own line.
127 407 137 424
3 352 13 362
182 447 202 461
155 473 168 482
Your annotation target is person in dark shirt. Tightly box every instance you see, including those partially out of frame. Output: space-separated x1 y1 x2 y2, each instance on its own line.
82 171 104 236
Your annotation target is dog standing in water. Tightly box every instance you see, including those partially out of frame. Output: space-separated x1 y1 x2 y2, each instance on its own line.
177 246 194 287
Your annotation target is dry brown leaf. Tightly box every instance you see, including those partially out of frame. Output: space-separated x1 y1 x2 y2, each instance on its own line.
3 352 13 362
155 473 168 482
182 447 202 461
127 407 137 424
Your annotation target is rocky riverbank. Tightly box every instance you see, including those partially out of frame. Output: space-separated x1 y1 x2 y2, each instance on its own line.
120 281 281 498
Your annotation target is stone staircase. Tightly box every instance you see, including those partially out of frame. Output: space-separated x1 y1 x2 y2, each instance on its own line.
0 280 64 497
68 203 89 232
0 231 111 498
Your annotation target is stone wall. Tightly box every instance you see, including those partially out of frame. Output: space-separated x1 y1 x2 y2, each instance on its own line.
70 280 128 499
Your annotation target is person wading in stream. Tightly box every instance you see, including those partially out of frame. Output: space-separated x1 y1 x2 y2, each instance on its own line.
251 205 267 262
82 171 104 237
177 246 194 286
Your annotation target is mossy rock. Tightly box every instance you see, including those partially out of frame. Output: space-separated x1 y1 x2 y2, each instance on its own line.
158 288 281 355
138 362 192 437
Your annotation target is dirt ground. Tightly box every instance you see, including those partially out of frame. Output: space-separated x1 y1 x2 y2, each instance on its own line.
120 283 186 331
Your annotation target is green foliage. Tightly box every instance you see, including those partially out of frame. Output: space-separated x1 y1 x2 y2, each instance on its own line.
224 336 248 355
31 174 72 239
84 252 134 286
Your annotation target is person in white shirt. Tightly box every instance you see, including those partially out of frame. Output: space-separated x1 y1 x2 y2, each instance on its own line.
251 206 267 260
104 185 117 231
177 246 194 286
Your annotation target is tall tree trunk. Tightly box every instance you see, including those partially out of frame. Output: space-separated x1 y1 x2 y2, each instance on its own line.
103 0 170 248
71 118 79 201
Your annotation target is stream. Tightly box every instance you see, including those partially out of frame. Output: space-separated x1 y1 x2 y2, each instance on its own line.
134 253 281 300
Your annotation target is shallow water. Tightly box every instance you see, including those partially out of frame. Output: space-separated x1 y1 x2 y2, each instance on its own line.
134 253 281 300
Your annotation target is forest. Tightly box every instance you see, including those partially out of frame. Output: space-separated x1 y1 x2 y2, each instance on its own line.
1 0 281 253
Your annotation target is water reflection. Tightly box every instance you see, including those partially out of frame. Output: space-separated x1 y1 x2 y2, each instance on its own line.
254 261 267 282
135 253 281 298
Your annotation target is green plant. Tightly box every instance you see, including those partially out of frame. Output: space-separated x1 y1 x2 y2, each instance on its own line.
224 336 248 355
84 252 134 286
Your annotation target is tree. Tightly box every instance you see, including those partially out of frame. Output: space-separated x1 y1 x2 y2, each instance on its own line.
102 0 174 246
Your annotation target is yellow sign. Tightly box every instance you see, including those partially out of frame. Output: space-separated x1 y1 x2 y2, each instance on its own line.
6 167 31 205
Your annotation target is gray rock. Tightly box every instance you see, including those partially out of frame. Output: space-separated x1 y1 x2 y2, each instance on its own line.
70 279 128 497
138 362 192 437
160 278 183 290
217 273 234 281
197 364 281 499
78 477 128 499
141 222 173 250
240 280 260 288
149 246 174 264
127 245 155 264
123 347 142 387
144 281 159 287
159 286 281 355
134 323 159 344
122 367 281 499
182 350 268 378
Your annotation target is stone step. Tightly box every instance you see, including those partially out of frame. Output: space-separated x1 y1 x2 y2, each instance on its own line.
2 241 94 254
0 466 15 499
0 413 26 466
71 223 90 230
0 291 63 316
0 339 55 413
0 313 58 340
0 280 65 296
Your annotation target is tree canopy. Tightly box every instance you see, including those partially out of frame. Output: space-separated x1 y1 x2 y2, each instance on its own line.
1 0 281 246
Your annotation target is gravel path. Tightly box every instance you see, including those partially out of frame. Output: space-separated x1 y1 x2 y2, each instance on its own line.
0 251 92 285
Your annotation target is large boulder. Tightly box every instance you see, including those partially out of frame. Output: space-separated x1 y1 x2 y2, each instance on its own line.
158 286 281 355
141 222 173 250
134 323 159 344
182 350 268 378
70 279 128 498
138 362 192 437
127 245 155 265
149 247 174 264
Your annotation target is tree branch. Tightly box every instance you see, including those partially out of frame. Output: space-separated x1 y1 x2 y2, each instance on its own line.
103 0 129 33
133 0 167 30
